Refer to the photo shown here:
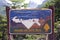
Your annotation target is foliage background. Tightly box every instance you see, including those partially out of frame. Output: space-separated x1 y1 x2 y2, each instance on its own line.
0 0 60 40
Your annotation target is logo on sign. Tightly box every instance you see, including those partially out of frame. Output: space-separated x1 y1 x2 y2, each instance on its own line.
12 16 41 29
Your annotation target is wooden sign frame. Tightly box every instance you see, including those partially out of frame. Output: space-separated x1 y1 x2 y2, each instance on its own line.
6 7 54 40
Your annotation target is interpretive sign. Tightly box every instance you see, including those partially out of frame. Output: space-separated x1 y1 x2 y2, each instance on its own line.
9 9 52 34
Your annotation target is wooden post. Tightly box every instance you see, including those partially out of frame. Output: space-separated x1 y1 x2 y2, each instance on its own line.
46 34 48 40
6 6 17 40
48 6 55 40
6 6 11 40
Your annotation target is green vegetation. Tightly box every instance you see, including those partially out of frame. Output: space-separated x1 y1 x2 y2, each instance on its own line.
0 15 7 40
11 0 24 2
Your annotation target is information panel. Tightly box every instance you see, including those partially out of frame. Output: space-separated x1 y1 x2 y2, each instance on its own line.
9 9 52 34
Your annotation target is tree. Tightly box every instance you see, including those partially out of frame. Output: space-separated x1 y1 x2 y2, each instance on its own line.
54 0 60 22
11 0 24 3
10 0 28 9
44 0 55 8
0 15 7 40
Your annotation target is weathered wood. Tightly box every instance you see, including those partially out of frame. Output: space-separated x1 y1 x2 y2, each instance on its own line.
48 5 55 40
6 6 11 40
